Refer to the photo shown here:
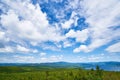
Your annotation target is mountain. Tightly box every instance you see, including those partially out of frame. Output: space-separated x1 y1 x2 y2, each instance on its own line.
0 61 120 71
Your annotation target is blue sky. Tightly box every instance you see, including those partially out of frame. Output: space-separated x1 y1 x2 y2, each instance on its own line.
0 0 120 63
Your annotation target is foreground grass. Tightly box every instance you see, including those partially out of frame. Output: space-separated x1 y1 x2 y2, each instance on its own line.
0 66 120 80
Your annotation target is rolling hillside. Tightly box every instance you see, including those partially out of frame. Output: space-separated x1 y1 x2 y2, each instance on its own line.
0 61 120 71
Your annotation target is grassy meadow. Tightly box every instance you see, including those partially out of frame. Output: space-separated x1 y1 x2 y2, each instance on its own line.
0 66 120 80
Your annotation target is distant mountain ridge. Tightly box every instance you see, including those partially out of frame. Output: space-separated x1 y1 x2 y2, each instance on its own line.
0 61 120 71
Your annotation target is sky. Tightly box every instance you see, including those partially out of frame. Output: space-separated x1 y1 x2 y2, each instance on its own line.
0 0 120 63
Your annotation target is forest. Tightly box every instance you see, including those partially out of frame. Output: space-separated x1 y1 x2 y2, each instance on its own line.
0 66 120 80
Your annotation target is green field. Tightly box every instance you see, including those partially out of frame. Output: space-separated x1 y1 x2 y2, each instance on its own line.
0 66 120 80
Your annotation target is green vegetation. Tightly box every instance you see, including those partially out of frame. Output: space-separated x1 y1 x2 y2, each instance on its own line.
0 66 120 80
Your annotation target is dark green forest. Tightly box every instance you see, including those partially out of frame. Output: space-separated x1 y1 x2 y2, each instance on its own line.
0 66 120 80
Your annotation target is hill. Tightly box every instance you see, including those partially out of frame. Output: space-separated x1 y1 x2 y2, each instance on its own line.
0 61 120 71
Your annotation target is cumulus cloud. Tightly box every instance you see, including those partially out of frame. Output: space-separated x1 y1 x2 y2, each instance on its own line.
66 29 89 43
73 45 89 53
40 52 46 56
74 0 120 53
0 46 14 53
61 11 78 29
40 43 61 51
0 0 120 55
1 0 65 42
17 45 30 52
106 42 120 53
61 19 74 29
16 45 38 53
0 44 38 53
0 0 66 53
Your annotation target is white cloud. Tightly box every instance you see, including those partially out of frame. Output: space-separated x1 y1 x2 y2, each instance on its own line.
41 43 61 51
0 0 120 54
69 0 80 9
13 55 36 63
0 46 14 53
0 44 38 53
17 45 30 52
88 56 103 61
0 55 39 63
63 40 74 48
66 29 75 37
106 42 120 53
40 55 63 62
0 31 10 42
66 29 89 43
40 52 46 56
73 45 89 53
51 0 63 3
60 11 78 29
0 0 66 53
60 11 79 29
49 55 63 61
40 57 47 61
74 0 120 53
77 53 106 62
30 42 38 46
1 54 63 63
33 49 38 53
16 45 38 53
0 31 5 40
61 19 74 29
